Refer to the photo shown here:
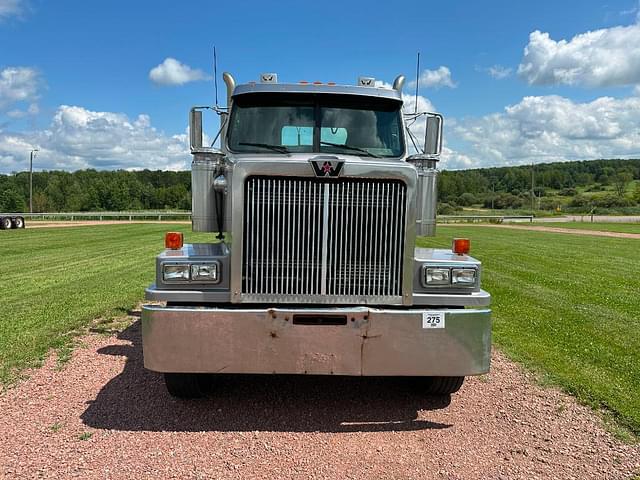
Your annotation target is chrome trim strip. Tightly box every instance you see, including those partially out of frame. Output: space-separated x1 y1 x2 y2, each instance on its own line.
320 183 330 295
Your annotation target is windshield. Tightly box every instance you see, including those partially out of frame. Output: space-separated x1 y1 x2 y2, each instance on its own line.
227 93 404 157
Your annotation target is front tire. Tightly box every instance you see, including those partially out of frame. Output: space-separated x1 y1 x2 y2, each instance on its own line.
412 376 465 395
427 376 465 395
164 373 212 399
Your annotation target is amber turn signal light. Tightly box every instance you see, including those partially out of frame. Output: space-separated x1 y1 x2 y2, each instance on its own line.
165 232 184 250
452 238 470 255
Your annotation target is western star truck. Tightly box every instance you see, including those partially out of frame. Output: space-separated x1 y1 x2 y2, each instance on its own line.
142 72 492 398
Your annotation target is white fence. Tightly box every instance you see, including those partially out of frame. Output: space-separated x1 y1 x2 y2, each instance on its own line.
438 215 534 223
15 211 192 221
7 212 537 223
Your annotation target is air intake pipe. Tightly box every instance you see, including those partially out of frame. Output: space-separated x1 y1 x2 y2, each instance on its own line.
408 156 439 237
191 154 225 233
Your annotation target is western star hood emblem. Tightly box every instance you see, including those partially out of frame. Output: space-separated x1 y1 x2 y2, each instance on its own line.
309 159 344 177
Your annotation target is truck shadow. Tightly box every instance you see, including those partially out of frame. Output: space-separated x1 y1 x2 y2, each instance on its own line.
81 321 453 433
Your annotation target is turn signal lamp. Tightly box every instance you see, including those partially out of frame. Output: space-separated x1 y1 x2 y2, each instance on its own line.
452 238 470 255
165 232 184 250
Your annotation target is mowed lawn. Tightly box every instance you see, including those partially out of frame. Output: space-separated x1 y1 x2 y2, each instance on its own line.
0 224 208 383
420 226 640 436
1 223 639 436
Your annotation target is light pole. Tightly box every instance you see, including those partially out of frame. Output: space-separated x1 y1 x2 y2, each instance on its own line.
29 149 39 213
530 161 535 214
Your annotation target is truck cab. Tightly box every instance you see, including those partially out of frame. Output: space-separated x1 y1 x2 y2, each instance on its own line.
142 73 491 398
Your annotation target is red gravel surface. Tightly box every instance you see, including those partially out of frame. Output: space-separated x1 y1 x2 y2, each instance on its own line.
1 315 638 479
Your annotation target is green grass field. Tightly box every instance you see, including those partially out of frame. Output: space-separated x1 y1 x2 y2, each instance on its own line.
530 222 640 234
421 226 640 436
1 223 638 437
0 224 209 383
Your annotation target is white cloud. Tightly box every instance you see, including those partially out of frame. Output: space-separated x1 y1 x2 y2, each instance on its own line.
487 65 513 80
0 105 190 172
0 0 25 20
448 94 640 168
0 66 41 110
149 57 210 86
518 25 640 87
409 66 456 89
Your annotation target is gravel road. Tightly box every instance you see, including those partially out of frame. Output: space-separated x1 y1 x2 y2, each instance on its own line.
1 315 638 480
464 223 640 239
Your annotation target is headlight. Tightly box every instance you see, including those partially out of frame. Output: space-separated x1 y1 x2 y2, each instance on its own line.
163 264 190 281
424 267 450 285
191 263 219 283
451 268 477 286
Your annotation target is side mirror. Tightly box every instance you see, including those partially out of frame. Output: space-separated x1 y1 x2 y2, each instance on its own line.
189 108 203 151
424 114 443 156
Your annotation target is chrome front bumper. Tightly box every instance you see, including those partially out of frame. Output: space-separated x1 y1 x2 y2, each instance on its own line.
142 305 491 376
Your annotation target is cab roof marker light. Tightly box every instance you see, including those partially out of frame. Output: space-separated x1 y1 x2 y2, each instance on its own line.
165 232 184 250
452 238 470 255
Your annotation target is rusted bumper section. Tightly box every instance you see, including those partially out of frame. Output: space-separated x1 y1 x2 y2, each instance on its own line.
141 306 491 376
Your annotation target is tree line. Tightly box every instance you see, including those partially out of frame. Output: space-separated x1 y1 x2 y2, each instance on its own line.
437 158 640 213
1 158 639 213
0 169 191 213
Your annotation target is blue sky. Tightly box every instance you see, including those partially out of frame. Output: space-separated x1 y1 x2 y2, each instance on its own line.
1 0 640 172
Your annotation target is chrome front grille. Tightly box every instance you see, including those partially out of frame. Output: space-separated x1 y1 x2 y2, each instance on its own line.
242 176 406 301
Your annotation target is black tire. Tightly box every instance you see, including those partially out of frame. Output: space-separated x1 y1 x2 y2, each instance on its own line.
164 373 212 399
426 376 465 395
410 376 465 395
0 217 12 230
13 217 25 229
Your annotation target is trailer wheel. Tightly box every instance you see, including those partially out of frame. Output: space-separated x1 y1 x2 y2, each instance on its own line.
13 217 25 229
0 217 12 230
164 373 212 399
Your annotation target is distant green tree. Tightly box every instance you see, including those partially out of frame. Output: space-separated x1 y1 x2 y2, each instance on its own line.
633 183 640 204
613 172 633 197
0 188 27 212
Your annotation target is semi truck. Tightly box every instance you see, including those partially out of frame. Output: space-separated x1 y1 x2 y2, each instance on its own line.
0 214 26 229
142 72 492 398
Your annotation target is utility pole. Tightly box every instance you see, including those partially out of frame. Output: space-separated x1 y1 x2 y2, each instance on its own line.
491 182 495 213
530 161 535 214
29 149 39 213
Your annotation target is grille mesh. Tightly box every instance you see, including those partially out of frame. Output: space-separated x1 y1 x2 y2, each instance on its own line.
242 176 406 299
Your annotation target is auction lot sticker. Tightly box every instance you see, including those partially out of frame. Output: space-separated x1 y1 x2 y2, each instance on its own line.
422 311 446 329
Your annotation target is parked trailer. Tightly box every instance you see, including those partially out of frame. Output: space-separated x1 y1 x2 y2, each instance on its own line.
0 214 26 230
142 72 492 399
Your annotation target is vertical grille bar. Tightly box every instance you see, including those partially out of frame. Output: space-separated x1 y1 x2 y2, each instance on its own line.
243 177 406 299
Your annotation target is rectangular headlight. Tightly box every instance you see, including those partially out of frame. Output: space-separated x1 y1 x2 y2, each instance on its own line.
190 263 219 283
163 264 190 281
425 267 450 285
451 268 477 286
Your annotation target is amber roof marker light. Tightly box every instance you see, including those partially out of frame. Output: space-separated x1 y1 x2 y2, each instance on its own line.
452 238 471 255
165 232 184 250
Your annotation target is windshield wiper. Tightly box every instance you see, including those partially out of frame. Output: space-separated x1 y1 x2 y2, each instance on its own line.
238 142 290 154
320 141 380 158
